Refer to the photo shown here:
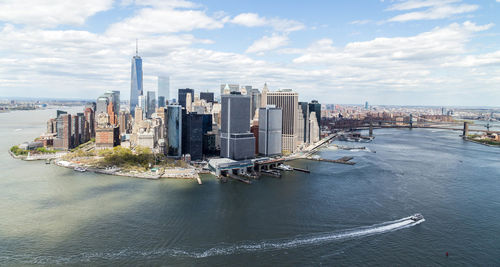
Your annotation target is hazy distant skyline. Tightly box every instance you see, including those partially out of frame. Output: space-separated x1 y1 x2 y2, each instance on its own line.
0 0 499 106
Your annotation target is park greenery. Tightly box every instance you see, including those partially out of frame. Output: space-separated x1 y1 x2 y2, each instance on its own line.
10 145 28 156
98 146 188 170
10 145 57 156
63 145 188 171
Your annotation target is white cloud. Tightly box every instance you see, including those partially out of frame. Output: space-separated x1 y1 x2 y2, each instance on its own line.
246 34 289 54
0 0 113 28
387 0 478 22
443 50 500 67
231 13 304 32
106 7 227 37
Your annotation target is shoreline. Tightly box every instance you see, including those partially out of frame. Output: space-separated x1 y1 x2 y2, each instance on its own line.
9 150 203 182
464 137 500 147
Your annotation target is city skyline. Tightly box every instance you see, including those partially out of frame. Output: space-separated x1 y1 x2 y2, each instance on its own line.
0 0 499 106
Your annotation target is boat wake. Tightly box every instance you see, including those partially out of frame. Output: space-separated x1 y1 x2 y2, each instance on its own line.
3 216 424 264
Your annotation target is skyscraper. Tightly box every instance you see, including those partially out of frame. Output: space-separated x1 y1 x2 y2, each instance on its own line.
158 96 165 108
220 93 255 160
308 100 321 140
200 92 214 103
158 76 170 103
251 88 261 120
298 102 310 144
53 114 72 150
166 105 182 158
267 89 299 153
220 84 239 96
259 105 282 156
146 91 156 119
178 88 194 109
182 112 203 161
130 41 143 117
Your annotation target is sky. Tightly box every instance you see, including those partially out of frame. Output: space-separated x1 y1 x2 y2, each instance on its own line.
0 0 499 106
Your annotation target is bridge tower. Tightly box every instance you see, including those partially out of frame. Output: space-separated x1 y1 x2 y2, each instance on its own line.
409 114 413 129
463 122 469 137
369 121 373 137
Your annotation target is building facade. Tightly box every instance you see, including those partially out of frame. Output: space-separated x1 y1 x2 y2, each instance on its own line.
258 106 282 156
309 100 321 140
200 92 214 103
267 89 299 153
130 51 143 117
166 105 182 158
220 93 255 160
178 88 194 109
182 112 203 161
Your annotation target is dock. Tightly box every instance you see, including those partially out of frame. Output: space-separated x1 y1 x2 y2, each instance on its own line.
227 174 252 184
196 175 202 185
305 156 356 165
259 170 282 178
292 167 310 173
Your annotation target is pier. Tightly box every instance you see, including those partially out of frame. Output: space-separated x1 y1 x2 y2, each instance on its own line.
227 173 252 184
292 167 310 173
305 156 356 165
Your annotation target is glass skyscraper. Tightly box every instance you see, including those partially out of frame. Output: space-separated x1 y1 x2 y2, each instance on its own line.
130 45 143 117
158 76 169 105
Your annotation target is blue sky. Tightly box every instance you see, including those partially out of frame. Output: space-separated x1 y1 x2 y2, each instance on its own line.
0 0 499 106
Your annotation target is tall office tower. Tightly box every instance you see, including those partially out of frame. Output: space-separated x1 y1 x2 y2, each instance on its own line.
105 90 120 125
308 100 321 140
166 105 182 158
54 114 72 150
267 89 299 153
47 118 56 134
298 102 310 144
96 95 109 115
260 83 269 108
146 91 156 119
297 105 304 146
134 106 143 125
130 41 143 117
185 92 192 113
250 88 261 121
119 111 129 134
71 115 80 148
97 91 119 126
200 92 214 103
158 96 165 108
84 107 95 139
138 95 146 108
182 112 203 160
220 93 255 160
110 91 120 118
158 76 170 102
178 88 194 109
77 113 86 144
259 105 282 156
309 112 320 143
365 101 369 110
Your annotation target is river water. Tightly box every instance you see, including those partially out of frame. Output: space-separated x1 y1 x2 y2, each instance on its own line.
1 108 499 266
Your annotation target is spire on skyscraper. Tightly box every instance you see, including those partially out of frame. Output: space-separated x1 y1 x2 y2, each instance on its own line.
136 39 138 56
